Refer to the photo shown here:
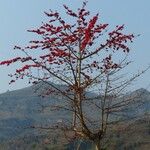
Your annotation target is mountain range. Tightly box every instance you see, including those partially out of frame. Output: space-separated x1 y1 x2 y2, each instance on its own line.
0 83 150 149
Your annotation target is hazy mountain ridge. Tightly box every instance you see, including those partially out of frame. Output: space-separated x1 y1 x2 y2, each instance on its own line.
0 83 73 140
0 83 150 144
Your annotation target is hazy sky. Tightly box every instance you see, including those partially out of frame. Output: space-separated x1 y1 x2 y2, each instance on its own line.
0 0 150 93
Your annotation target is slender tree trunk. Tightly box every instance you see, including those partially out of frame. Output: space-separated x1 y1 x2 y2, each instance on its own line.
94 139 101 150
72 108 76 127
76 140 82 150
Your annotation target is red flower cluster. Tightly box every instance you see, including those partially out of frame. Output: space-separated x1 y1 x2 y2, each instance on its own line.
0 57 33 66
102 55 119 71
44 11 59 18
94 23 108 33
16 64 40 74
81 15 98 50
0 57 21 66
51 49 69 57
107 25 134 52
63 5 77 17
27 29 45 35
25 45 39 49
21 57 32 62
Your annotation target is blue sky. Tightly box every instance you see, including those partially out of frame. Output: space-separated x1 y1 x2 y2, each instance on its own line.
0 0 150 93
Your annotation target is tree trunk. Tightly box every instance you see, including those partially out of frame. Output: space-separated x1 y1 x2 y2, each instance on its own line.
95 140 101 150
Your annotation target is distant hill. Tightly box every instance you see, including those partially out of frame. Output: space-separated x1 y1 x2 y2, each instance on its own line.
0 83 150 149
0 82 72 140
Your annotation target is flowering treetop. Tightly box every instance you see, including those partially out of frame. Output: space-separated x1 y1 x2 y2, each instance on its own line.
0 1 134 90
